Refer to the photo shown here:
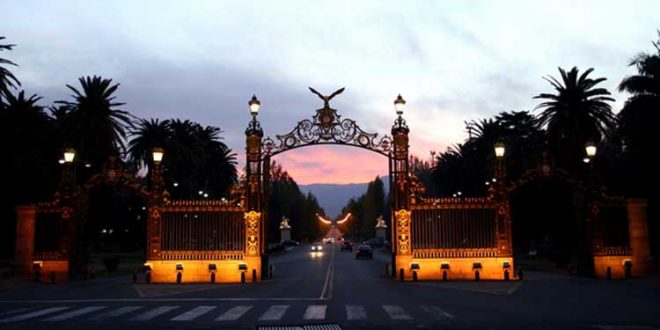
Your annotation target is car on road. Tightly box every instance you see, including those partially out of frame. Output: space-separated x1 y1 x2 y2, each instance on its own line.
310 243 324 252
355 244 373 259
340 241 353 252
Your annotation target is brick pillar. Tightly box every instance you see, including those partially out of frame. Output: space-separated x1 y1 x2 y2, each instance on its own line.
14 205 36 276
628 198 650 275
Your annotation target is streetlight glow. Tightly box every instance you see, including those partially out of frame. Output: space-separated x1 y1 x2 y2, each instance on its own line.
494 143 505 158
249 95 260 116
585 143 597 158
152 147 164 164
394 94 406 115
63 148 76 163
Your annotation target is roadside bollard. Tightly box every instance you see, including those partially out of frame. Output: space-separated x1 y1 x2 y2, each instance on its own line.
412 271 418 282
399 268 404 282
606 267 612 280
145 272 152 284
517 269 524 281
176 272 182 284
241 272 246 283
252 269 257 282
474 270 480 281
504 270 510 281
50 271 56 284
442 271 447 281
211 272 216 284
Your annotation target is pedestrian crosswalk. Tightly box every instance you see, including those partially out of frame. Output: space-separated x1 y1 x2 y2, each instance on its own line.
0 303 454 324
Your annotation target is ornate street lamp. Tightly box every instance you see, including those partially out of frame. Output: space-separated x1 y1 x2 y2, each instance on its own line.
392 94 409 133
585 142 597 158
246 95 263 135
494 143 506 159
249 94 260 116
394 94 406 116
152 147 164 164
63 148 76 164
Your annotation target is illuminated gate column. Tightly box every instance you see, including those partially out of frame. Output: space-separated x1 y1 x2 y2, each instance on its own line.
391 95 412 279
244 95 264 281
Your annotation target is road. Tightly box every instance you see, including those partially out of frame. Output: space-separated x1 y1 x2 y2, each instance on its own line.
1 244 660 329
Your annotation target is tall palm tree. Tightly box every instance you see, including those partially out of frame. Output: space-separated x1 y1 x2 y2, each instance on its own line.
128 118 237 198
0 37 21 106
617 33 660 195
534 67 615 172
57 76 133 172
128 118 172 168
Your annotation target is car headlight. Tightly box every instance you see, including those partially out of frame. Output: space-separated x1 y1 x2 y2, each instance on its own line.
311 246 316 251
317 246 322 251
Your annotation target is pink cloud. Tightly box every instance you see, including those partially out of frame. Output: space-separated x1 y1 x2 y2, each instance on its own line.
272 145 388 184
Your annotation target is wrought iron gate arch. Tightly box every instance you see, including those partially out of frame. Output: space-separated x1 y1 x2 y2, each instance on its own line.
244 87 411 277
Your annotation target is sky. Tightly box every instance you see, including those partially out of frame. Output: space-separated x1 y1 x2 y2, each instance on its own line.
3 1 659 184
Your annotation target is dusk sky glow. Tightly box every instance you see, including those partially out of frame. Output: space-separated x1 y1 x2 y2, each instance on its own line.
4 1 659 184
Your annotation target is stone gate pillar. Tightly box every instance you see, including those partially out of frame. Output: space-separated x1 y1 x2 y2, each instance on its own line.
628 198 650 275
14 205 36 276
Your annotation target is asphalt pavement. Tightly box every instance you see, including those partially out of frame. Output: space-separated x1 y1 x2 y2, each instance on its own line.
1 243 660 329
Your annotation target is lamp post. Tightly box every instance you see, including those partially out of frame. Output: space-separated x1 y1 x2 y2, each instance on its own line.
493 142 513 258
146 147 166 261
245 94 263 211
578 142 599 276
391 94 411 279
60 148 76 198
245 94 266 279
494 143 506 185
151 147 165 195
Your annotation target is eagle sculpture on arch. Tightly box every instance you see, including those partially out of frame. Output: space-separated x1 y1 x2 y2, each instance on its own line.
308 87 345 108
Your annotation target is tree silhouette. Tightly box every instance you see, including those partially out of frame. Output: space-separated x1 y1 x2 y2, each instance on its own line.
617 32 660 196
56 76 133 173
534 67 615 174
129 118 237 198
0 37 21 107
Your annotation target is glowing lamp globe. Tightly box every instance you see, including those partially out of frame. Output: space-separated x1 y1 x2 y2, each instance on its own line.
494 143 506 158
394 94 406 115
585 143 597 158
63 148 76 163
249 95 260 116
152 147 164 164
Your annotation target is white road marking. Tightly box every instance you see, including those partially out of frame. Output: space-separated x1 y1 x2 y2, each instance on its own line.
420 305 454 319
170 305 216 321
42 306 106 321
0 307 70 322
345 305 367 320
88 306 142 321
303 305 327 320
129 306 179 321
258 305 289 321
215 305 252 321
0 308 31 316
319 246 336 299
383 305 413 320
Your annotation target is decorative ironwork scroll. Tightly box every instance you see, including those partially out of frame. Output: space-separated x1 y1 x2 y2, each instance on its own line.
261 87 394 157
395 209 412 255
244 211 261 256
